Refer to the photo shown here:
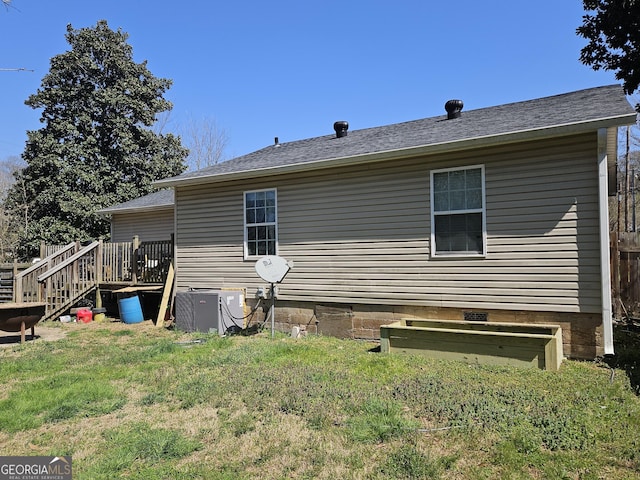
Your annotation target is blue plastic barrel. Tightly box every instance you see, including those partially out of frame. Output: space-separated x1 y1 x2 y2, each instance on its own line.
118 295 144 324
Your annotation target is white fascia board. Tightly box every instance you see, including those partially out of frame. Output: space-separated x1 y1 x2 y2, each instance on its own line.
98 205 174 216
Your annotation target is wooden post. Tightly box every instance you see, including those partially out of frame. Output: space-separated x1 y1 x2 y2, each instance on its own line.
132 235 140 285
611 232 621 317
626 127 630 232
95 240 103 309
13 262 19 303
156 262 174 328
96 240 103 284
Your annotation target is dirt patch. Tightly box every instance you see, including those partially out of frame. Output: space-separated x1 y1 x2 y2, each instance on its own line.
0 323 67 348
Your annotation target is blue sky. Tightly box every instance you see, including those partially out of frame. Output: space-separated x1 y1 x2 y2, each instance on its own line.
0 1 619 162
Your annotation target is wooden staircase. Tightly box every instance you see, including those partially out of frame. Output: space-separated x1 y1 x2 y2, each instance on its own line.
14 241 101 321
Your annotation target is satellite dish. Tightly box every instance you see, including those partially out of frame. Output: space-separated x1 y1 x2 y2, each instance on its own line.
255 255 292 284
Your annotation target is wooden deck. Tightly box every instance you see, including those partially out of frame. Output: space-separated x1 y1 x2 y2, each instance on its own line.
13 237 173 321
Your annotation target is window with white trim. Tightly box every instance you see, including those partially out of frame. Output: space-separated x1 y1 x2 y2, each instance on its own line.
431 165 485 256
244 189 277 258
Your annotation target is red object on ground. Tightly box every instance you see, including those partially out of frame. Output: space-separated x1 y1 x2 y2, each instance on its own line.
77 308 93 323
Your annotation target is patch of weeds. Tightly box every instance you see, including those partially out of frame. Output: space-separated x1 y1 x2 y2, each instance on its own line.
306 410 334 430
112 329 134 337
91 422 201 477
392 374 597 452
532 409 593 451
129 338 178 362
493 423 548 475
228 412 257 437
0 343 67 379
507 422 543 455
346 397 418 443
139 392 165 406
0 372 124 432
174 372 219 409
380 444 457 480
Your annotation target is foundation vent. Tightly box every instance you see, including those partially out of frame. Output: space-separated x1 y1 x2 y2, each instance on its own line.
463 311 488 322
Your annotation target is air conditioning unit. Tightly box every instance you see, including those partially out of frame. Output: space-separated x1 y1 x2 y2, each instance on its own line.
175 289 245 334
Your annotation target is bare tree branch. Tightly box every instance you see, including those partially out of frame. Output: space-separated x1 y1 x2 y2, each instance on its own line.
182 116 229 171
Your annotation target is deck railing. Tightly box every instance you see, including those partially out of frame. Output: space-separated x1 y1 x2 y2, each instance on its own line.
15 243 78 303
37 241 101 320
102 241 134 283
15 237 173 319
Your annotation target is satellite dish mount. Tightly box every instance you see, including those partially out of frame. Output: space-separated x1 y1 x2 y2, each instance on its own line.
255 255 293 338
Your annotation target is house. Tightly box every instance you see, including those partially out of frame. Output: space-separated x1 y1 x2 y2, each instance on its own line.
98 189 174 243
154 85 637 359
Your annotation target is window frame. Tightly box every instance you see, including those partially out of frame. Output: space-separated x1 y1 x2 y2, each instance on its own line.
243 188 278 260
430 164 486 258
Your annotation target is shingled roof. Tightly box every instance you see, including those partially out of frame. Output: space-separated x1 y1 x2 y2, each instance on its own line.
98 189 174 214
156 85 636 188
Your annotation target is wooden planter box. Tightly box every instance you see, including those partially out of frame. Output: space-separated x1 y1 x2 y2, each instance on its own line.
380 318 563 371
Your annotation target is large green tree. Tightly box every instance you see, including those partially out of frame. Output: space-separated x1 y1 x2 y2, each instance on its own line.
5 20 187 258
577 0 640 95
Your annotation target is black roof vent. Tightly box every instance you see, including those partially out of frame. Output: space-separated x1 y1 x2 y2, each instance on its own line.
445 99 463 119
334 121 349 138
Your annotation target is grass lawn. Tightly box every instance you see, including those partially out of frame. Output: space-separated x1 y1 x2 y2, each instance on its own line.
0 320 639 479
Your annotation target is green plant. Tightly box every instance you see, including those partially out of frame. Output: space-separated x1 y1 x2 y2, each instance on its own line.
346 397 418 443
0 372 124 432
381 444 456 479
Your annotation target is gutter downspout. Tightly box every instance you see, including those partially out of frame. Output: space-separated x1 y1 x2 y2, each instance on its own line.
598 128 614 355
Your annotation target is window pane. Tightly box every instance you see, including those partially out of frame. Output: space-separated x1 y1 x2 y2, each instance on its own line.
248 242 257 256
255 191 265 207
266 207 276 222
449 170 465 190
450 213 467 232
245 192 256 208
450 231 468 251
449 190 465 210
434 192 448 212
258 241 267 255
256 208 265 223
246 209 255 224
433 172 448 192
434 213 482 254
467 212 482 231
435 232 451 252
247 227 256 241
466 188 482 209
434 215 450 232
266 190 276 205
466 168 482 189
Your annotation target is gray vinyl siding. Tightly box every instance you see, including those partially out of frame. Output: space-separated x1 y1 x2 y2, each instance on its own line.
175 133 601 314
110 208 174 243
